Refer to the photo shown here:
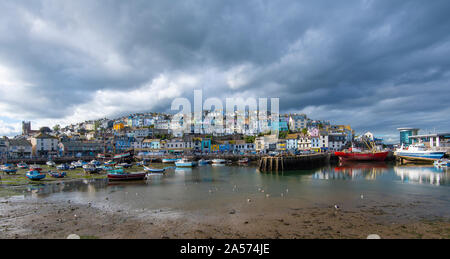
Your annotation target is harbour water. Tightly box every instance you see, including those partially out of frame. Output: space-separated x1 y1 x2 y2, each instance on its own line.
3 162 449 221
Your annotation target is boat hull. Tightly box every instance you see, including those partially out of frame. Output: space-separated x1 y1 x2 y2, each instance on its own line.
175 162 197 167
395 151 445 162
144 166 165 173
107 172 147 181
334 151 389 162
162 158 179 163
26 171 46 181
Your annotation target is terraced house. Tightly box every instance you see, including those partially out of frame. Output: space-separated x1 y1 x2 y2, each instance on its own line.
30 133 59 158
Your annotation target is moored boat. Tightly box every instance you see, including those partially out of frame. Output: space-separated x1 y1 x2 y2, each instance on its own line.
46 161 56 167
144 166 165 173
48 171 67 178
395 144 446 162
26 170 46 181
57 164 70 170
198 159 211 165
162 158 180 163
334 149 389 162
212 159 226 164
107 171 147 181
175 158 197 167
1 164 18 174
17 162 28 169
238 158 249 164
434 159 449 168
83 165 102 174
30 164 42 171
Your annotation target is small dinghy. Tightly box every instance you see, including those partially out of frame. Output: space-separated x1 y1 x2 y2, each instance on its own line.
57 164 70 170
48 171 67 178
46 161 56 167
26 170 46 181
107 171 147 181
144 166 165 173
1 164 18 174
17 162 28 169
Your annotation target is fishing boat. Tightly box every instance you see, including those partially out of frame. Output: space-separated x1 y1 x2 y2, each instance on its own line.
107 171 147 181
143 166 166 173
434 159 449 168
104 160 117 166
238 158 249 164
212 159 226 164
71 160 85 168
17 162 28 169
113 152 131 160
48 171 67 178
89 160 101 166
198 159 211 165
1 164 18 174
334 148 389 162
175 158 198 167
46 161 56 167
395 144 446 162
26 170 46 181
162 158 180 163
30 164 42 171
136 161 147 166
57 164 70 170
83 165 101 174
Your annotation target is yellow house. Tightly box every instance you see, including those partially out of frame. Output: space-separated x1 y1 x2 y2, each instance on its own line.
113 123 124 131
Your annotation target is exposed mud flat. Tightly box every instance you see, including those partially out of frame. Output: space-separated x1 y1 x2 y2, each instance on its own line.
1 199 448 239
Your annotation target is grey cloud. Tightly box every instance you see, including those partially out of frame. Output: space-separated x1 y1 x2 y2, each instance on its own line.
0 0 450 140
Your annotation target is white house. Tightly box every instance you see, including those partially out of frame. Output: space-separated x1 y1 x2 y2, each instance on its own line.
298 135 311 150
30 133 59 157
233 140 255 153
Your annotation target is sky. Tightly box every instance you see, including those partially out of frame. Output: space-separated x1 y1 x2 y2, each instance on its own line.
1 0 450 143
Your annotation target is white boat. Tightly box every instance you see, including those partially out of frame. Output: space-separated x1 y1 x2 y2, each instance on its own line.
395 144 446 162
162 158 180 163
17 162 28 169
175 158 198 167
198 159 211 165
212 159 226 164
46 161 56 167
434 159 449 168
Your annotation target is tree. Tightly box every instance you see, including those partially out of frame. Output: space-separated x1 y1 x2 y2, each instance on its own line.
53 124 60 132
301 128 308 135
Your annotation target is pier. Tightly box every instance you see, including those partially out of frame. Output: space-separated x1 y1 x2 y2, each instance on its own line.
258 153 330 172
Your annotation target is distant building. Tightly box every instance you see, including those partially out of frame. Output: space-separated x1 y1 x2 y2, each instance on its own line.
409 132 450 150
30 133 59 158
288 114 307 132
58 141 103 157
7 138 32 159
397 128 420 145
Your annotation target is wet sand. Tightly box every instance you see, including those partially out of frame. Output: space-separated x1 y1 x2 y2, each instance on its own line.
1 198 449 239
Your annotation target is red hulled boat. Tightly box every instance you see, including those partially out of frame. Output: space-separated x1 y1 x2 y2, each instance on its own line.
335 148 389 162
107 172 147 181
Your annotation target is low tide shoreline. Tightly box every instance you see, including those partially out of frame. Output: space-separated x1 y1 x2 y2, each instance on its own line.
1 197 449 239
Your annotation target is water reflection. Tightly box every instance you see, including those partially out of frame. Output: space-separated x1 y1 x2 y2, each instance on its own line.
313 162 389 180
3 163 449 201
394 166 449 186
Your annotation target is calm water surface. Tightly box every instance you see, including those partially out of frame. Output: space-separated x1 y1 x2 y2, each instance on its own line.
2 162 450 219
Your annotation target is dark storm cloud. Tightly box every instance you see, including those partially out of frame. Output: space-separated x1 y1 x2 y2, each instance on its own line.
0 0 450 140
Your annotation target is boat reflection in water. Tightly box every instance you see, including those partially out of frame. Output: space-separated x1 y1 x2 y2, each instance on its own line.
394 166 448 186
313 162 389 180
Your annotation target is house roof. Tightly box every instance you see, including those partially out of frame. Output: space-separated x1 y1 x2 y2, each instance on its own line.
33 133 58 139
8 139 32 146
